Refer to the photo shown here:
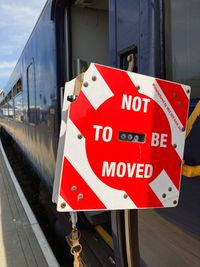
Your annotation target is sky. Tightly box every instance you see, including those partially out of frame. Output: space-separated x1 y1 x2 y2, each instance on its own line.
0 0 47 90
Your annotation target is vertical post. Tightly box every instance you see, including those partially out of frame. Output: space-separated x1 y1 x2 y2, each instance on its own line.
124 210 140 267
111 210 128 267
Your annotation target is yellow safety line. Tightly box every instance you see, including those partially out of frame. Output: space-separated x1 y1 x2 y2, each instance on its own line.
183 100 200 177
95 225 114 249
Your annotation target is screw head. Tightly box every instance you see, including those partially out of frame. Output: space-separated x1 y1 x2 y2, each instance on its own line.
162 193 166 198
136 85 140 90
173 200 177 205
61 202 66 209
71 186 77 192
173 144 177 148
77 134 83 139
92 76 97 81
83 82 88 87
186 89 190 94
78 193 83 200
168 187 172 192
123 193 128 199
178 100 182 106
173 93 177 98
182 127 185 132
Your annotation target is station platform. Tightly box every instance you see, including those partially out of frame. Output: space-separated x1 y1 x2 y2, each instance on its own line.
0 141 59 267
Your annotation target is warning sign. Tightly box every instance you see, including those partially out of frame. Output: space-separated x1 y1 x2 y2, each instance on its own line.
53 63 190 211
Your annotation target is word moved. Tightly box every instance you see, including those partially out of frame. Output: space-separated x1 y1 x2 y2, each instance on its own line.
102 161 153 178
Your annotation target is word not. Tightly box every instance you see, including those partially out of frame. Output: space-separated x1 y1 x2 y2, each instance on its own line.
121 94 151 113
102 161 153 178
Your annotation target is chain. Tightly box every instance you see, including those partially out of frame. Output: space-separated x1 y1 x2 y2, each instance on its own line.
67 212 85 267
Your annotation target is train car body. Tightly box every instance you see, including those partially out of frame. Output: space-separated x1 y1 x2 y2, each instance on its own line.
0 0 200 266
0 0 59 188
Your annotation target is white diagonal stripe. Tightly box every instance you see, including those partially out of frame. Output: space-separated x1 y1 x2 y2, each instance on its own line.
62 118 137 210
81 63 114 110
149 170 179 207
127 72 187 159
181 84 191 99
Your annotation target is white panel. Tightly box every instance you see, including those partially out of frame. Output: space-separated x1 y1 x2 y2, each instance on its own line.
81 63 114 110
62 118 137 210
149 170 179 207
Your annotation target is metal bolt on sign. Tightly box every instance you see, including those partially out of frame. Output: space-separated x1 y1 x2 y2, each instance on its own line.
61 202 66 209
92 75 97 81
178 100 182 106
72 186 77 192
83 82 88 87
78 194 83 200
77 134 83 140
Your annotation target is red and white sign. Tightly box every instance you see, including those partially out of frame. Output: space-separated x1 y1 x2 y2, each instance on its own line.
53 63 190 211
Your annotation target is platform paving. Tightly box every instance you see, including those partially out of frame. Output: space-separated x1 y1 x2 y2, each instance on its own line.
0 144 58 267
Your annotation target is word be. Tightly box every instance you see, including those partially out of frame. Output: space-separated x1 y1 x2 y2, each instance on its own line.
151 133 168 148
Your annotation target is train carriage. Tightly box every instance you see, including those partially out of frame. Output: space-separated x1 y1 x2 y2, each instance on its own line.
0 1 200 266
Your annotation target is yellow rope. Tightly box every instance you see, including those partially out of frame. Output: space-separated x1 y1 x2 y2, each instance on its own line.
183 100 200 177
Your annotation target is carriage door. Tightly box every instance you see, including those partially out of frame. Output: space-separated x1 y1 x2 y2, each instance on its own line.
27 61 37 124
109 1 165 267
110 1 141 266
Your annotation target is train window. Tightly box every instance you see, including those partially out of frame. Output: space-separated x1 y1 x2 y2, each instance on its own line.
165 0 200 98
14 93 23 122
27 62 37 124
13 78 22 97
17 79 22 93
8 99 14 119
3 103 8 117
0 102 4 118
67 0 109 78
0 108 3 118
